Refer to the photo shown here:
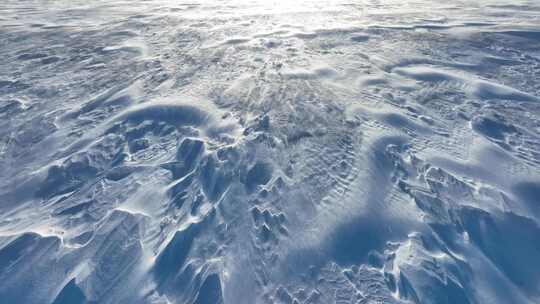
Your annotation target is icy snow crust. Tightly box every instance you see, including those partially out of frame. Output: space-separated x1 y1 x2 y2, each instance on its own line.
1 0 540 303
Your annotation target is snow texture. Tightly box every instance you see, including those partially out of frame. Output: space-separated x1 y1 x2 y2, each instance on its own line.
1 0 540 303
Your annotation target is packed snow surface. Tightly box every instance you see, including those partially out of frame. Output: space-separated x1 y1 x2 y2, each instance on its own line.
1 0 540 303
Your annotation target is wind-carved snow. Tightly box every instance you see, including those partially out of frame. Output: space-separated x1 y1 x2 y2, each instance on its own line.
1 0 540 303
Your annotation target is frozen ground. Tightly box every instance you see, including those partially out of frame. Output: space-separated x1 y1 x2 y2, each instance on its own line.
1 0 540 303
